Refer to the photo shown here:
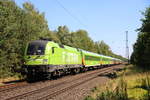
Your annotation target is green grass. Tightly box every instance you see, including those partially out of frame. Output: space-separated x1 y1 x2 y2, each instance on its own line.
85 65 150 100
84 96 95 100
96 77 128 100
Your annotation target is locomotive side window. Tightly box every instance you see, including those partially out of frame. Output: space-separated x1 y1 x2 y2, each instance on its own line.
52 47 55 54
52 47 57 54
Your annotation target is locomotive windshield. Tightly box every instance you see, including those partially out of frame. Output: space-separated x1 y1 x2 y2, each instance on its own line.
27 40 48 55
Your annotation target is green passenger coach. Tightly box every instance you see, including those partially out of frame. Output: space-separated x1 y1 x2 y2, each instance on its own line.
23 40 122 81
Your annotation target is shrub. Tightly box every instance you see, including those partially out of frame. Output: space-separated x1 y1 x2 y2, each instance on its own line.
97 78 128 100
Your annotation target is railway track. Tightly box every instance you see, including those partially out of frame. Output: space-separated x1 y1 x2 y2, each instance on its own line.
0 79 50 94
5 66 117 100
38 74 99 100
38 67 118 100
0 72 76 94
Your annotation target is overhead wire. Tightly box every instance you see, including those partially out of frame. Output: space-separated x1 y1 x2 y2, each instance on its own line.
54 0 99 41
54 0 88 29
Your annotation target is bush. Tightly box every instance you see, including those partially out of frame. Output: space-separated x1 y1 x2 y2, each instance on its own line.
97 78 128 100
140 73 150 100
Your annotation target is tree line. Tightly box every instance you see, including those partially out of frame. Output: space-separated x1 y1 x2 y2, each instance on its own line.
131 7 150 69
0 0 126 78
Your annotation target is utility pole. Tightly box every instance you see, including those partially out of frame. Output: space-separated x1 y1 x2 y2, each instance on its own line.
126 31 129 63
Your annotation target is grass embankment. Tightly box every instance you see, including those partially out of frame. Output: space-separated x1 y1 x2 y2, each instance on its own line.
85 65 150 100
0 73 24 86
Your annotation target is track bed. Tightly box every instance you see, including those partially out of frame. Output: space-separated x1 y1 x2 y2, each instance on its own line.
0 64 125 100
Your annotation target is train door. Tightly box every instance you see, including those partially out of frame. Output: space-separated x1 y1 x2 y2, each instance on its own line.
50 47 57 65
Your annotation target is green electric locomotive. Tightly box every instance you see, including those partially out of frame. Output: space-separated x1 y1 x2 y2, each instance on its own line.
24 40 121 80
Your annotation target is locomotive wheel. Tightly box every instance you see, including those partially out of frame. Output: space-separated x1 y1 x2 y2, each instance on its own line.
71 68 80 74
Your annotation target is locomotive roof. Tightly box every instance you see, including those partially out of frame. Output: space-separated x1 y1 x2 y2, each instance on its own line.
29 40 48 46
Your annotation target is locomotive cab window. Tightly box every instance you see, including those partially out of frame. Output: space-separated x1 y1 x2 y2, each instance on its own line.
27 40 47 55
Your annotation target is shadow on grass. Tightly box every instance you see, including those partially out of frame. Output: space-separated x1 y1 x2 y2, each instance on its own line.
132 85 150 91
2 79 25 84
98 72 118 79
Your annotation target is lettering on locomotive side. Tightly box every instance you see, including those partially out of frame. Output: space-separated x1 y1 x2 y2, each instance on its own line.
65 52 78 63
73 53 78 63
62 52 65 63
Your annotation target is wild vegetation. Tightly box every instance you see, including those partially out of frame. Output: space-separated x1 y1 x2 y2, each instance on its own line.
131 7 150 69
0 0 126 79
85 65 150 100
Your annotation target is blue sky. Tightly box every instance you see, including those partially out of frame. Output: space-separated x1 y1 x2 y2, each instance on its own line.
15 0 150 57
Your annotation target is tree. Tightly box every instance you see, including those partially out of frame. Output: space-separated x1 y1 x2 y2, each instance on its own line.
0 0 52 77
71 30 95 52
95 41 111 55
0 0 24 77
56 26 71 45
131 7 150 69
